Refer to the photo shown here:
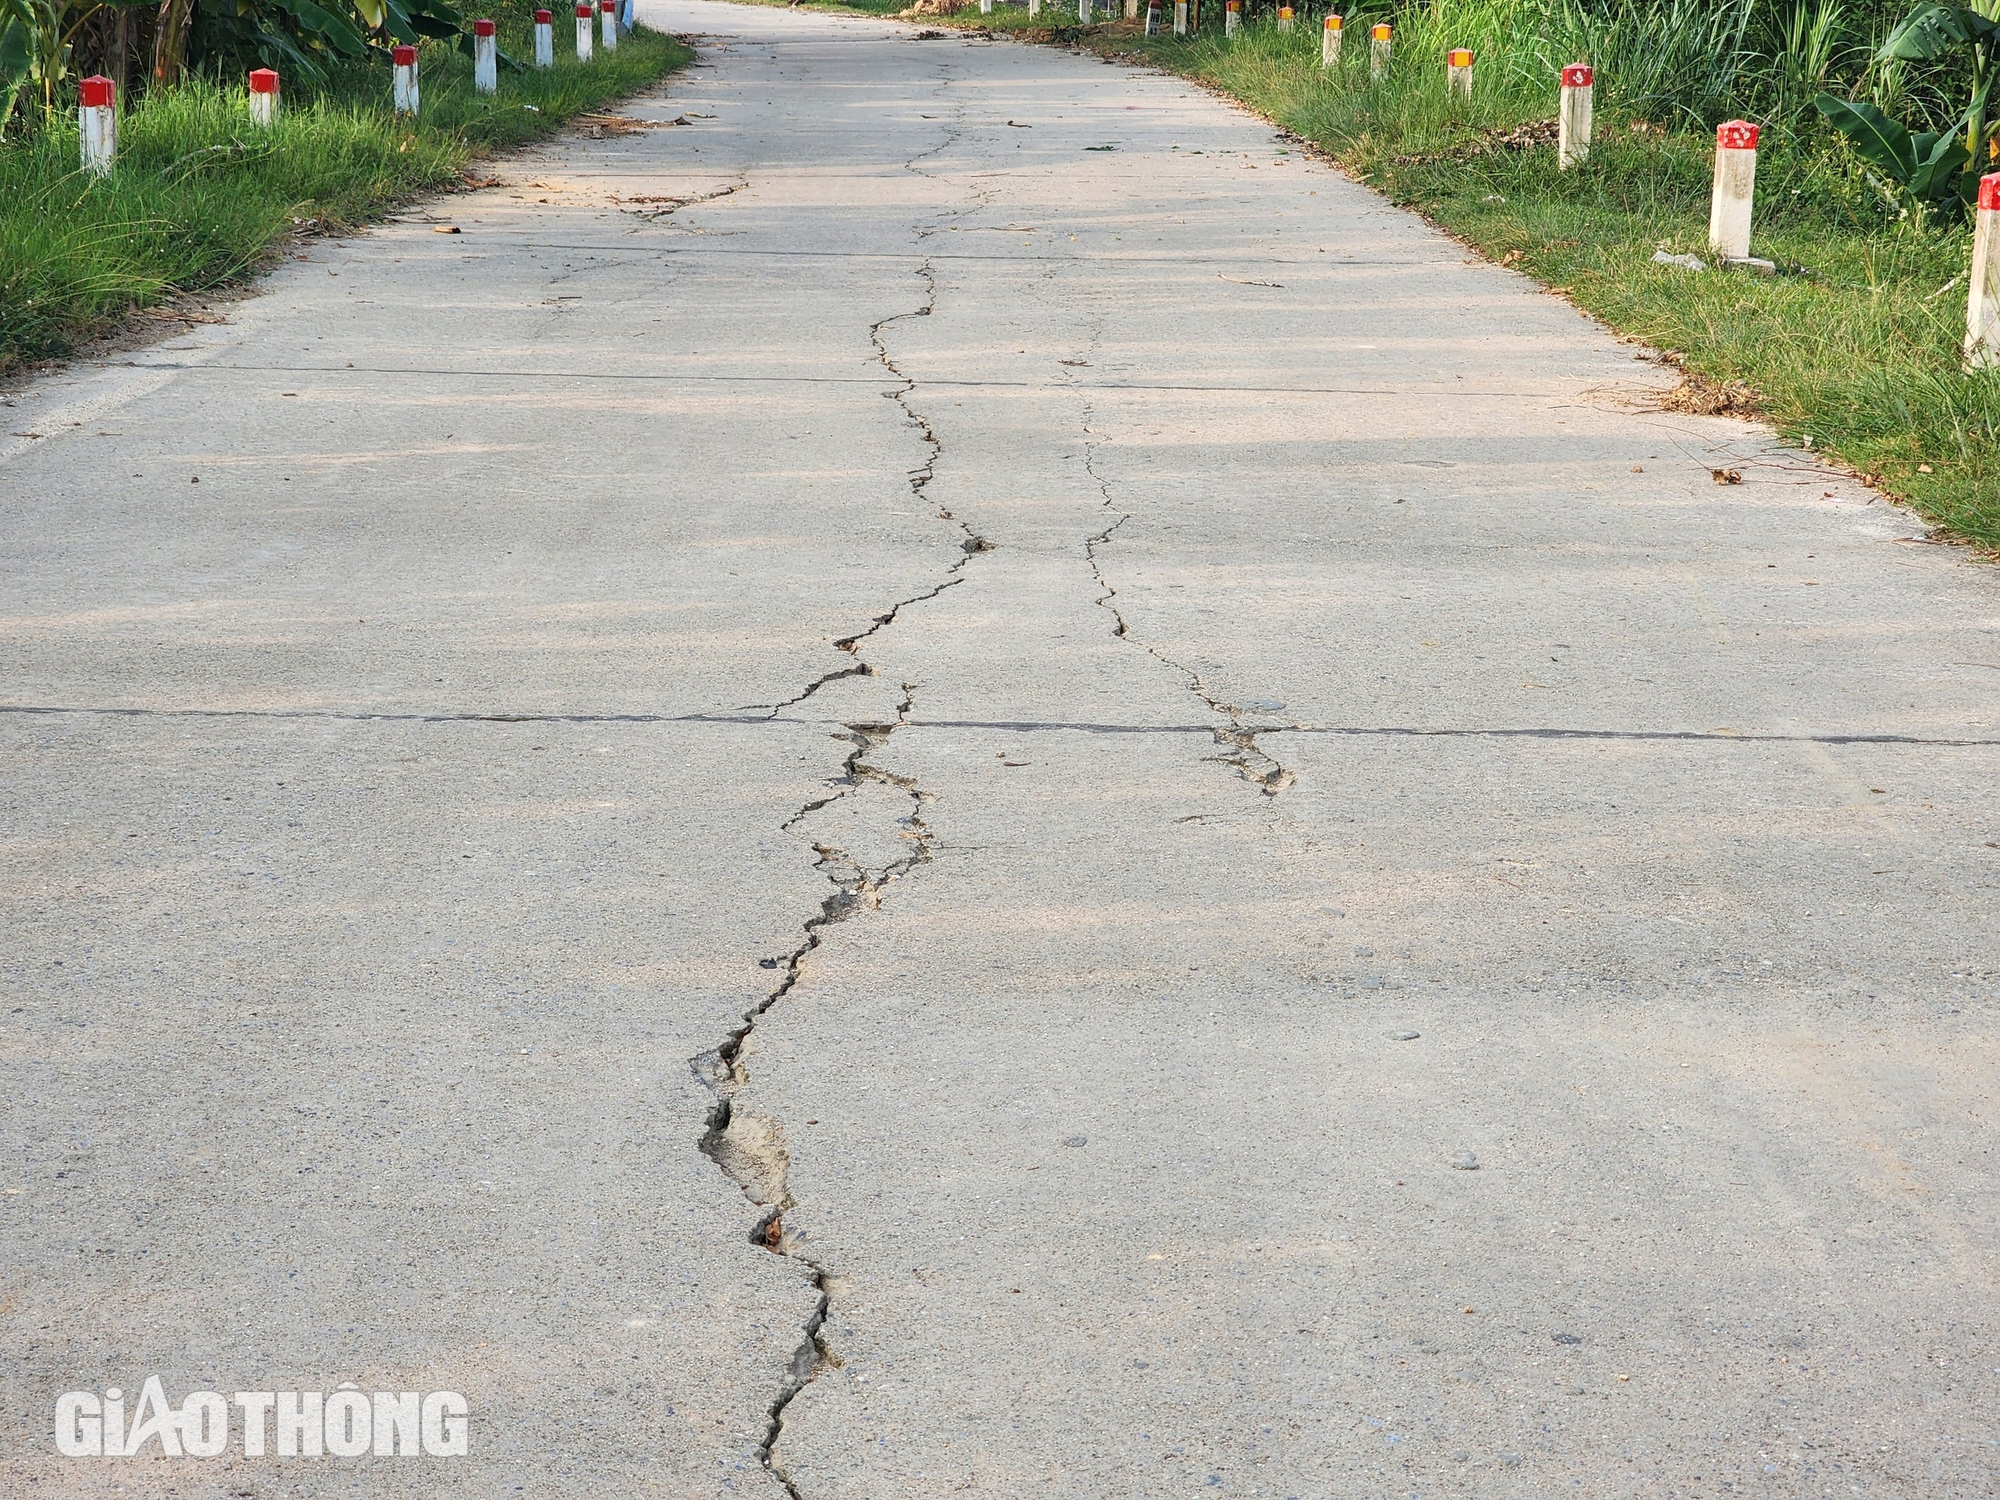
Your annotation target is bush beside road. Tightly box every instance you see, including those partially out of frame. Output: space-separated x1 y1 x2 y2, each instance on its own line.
0 5 688 374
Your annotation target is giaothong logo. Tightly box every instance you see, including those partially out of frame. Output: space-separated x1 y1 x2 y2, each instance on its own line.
56 1379 469 1457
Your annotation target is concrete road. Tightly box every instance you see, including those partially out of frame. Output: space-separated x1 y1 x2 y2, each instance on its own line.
3 3 1997 1496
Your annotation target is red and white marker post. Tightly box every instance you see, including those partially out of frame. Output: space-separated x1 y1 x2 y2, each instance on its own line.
391 44 419 117
1321 13 1341 65
599 0 617 51
1145 0 1161 35
1558 64 1592 168
1708 120 1758 262
78 75 116 175
575 1 593 61
533 9 553 66
1447 47 1472 100
1224 0 1238 38
248 67 280 127
1965 173 2000 369
1370 22 1391 80
1278 5 1294 32
473 19 497 92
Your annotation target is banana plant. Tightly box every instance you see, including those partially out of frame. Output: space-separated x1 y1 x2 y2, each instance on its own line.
1879 2 2000 189
1816 93 1971 220
0 0 31 138
229 0 473 78
1 0 114 124
1814 1 2000 217
350 0 464 44
265 0 369 63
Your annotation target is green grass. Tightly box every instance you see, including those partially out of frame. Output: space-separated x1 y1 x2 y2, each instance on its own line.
0 7 689 372
747 0 2000 552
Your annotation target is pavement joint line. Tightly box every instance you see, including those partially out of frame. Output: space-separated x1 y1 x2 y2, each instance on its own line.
496 244 1452 267
112 361 1570 398
4 705 1990 747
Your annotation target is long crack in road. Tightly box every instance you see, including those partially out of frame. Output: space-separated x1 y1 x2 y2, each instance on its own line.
2 2 1997 1498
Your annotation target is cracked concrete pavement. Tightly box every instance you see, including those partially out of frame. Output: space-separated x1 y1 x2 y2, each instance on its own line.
3 1 1998 1496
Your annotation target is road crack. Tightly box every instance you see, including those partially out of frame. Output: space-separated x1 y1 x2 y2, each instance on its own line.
690 690 929 1498
870 261 993 565
1075 373 1297 795
615 176 749 223
690 247 988 1498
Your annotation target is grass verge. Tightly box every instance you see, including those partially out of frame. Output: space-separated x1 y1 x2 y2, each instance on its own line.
750 0 2000 552
0 8 689 374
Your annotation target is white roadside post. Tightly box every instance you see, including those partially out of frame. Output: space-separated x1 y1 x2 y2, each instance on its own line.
980 0 991 13
533 8 553 66
248 67 280 127
1028 0 1038 17
78 75 116 175
391 44 419 117
1174 0 1186 32
600 0 616 51
1964 173 2000 368
1078 0 1089 22
1447 47 1472 100
473 19 497 92
1125 0 1138 19
1277 5 1293 31
1321 12 1341 65
1558 63 1592 168
1146 0 1161 34
575 1 593 61
1370 22 1390 79
1224 0 1238 38
1708 120 1758 262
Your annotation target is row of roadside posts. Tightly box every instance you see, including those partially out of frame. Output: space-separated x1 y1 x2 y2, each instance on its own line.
75 1 624 175
66 10 2000 370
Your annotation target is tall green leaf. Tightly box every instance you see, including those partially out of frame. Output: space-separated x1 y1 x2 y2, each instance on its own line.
1815 93 1919 178
1908 129 1972 198
0 8 30 137
1880 2 1999 62
266 0 368 56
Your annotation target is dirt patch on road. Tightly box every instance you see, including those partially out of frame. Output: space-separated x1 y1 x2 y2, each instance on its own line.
1658 371 1761 417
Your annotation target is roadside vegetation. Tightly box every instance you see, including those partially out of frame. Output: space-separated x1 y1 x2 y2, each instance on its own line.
1 0 687 372
762 0 2000 551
